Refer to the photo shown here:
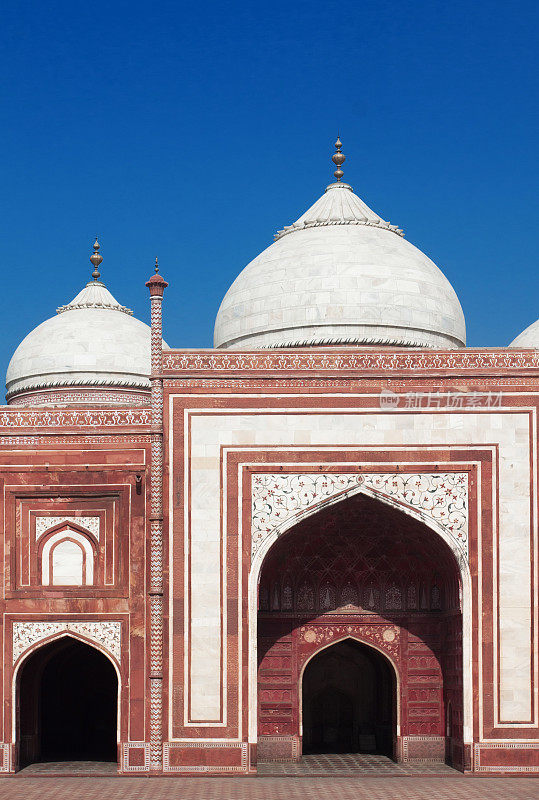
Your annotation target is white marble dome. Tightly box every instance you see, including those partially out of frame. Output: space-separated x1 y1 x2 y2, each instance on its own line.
509 320 539 348
214 178 466 350
6 273 160 405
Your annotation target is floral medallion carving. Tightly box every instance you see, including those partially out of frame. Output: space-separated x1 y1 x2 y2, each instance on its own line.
252 472 468 561
299 623 400 660
12 621 121 664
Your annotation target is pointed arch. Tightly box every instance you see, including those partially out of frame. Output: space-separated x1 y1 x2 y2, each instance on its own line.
37 522 99 586
249 482 472 745
12 631 121 749
297 635 400 736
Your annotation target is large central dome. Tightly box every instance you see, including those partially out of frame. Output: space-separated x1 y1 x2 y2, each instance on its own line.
214 142 465 350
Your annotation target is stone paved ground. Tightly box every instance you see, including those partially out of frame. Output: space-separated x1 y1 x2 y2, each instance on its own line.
2 776 539 800
17 754 457 777
259 753 457 774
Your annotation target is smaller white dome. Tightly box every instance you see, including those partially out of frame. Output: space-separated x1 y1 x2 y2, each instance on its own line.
509 320 539 348
6 267 164 405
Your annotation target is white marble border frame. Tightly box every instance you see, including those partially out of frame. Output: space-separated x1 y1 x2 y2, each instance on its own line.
168 394 537 745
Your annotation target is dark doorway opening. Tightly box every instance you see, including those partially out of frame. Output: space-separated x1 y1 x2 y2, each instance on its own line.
18 637 117 768
302 639 394 756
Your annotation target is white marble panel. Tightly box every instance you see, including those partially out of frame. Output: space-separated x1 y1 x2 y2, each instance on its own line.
182 406 533 726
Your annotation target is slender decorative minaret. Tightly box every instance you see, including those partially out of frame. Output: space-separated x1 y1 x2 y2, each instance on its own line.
146 257 168 771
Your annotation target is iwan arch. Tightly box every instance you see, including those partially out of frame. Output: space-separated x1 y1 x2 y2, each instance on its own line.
0 141 537 774
248 470 472 759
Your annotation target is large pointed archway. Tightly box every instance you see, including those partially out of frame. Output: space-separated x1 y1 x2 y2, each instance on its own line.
255 491 464 768
17 636 118 769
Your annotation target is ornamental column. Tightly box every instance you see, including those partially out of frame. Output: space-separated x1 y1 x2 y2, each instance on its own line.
146 259 168 771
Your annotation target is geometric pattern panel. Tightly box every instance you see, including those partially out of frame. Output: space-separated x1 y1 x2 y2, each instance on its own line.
121 742 150 772
12 620 121 664
252 472 468 560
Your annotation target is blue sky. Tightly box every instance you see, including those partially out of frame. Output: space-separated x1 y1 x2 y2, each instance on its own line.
1 0 538 372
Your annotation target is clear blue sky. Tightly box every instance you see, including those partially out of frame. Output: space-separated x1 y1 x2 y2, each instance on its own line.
1 0 538 371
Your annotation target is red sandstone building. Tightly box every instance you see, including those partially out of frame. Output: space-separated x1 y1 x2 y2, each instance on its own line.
0 144 538 775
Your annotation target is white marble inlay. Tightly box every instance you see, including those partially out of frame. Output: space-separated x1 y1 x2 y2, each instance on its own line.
35 515 100 540
51 539 83 584
12 620 121 664
251 472 468 560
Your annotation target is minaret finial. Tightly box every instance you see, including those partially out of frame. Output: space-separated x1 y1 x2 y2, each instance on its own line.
331 136 345 182
155 256 159 274
90 237 103 281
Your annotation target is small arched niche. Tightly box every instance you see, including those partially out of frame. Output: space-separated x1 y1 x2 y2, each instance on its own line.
39 526 96 586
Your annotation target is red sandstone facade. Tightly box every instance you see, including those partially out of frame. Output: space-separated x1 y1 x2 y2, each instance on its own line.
0 291 538 773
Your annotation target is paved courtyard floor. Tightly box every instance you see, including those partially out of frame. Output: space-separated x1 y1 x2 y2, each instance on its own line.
2 774 539 800
16 754 458 777
258 753 457 775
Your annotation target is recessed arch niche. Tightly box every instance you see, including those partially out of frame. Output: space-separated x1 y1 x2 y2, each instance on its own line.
255 490 464 766
16 635 118 769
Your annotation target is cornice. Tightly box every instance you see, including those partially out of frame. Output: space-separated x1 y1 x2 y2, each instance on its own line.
0 407 152 431
161 348 539 378
5 376 151 401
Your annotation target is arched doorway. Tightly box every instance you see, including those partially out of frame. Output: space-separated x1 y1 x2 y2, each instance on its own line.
256 492 463 767
302 639 395 755
18 637 118 768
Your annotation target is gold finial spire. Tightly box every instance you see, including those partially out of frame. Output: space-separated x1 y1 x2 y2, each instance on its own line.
154 256 159 274
89 237 103 281
331 136 345 182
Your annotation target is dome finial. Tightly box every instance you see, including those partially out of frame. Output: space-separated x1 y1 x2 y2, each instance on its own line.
155 256 159 274
331 136 345 182
90 237 103 281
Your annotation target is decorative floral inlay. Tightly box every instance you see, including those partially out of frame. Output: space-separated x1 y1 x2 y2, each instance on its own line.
35 516 100 540
299 624 400 659
252 472 468 559
162 349 539 374
12 621 121 664
0 408 151 428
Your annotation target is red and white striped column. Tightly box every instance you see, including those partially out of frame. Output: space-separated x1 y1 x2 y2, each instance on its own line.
146 260 168 770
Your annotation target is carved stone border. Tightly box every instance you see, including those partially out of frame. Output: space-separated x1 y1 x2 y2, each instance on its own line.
35 516 100 540
474 742 539 773
162 348 539 375
257 735 300 762
12 621 122 664
251 472 469 561
121 742 150 773
162 741 248 773
0 408 151 429
0 743 11 773
402 735 446 763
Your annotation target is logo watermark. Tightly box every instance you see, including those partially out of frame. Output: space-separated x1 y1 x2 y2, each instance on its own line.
379 389 502 409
